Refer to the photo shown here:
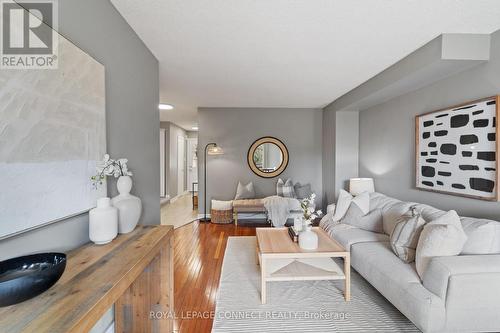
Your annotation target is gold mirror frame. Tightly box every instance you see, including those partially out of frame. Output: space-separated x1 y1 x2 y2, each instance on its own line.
247 137 289 178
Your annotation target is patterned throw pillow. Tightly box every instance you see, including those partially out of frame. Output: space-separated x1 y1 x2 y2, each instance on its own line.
390 206 426 263
276 178 296 198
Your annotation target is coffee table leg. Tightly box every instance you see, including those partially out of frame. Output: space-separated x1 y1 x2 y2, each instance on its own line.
344 255 351 301
261 257 266 304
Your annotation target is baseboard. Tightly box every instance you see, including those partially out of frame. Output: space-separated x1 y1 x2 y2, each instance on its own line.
197 213 211 219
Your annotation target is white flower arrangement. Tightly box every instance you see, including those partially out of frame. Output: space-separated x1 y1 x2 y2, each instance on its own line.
300 193 322 227
91 154 133 188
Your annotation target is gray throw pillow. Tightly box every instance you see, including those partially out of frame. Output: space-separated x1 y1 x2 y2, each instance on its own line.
390 206 426 263
341 203 384 234
234 181 255 200
294 183 313 199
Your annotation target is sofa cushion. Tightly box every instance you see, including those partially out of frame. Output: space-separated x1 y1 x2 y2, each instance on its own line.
370 192 500 255
341 204 384 234
328 225 389 251
460 217 500 254
234 181 255 200
423 254 500 300
351 242 445 332
390 206 426 263
294 182 313 200
415 211 467 279
382 201 415 236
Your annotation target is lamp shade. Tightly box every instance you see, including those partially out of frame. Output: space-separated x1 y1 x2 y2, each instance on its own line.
207 145 224 155
349 178 375 195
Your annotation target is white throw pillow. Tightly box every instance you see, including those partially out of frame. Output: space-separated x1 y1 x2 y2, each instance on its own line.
415 210 468 279
341 204 384 234
332 190 370 222
211 200 233 210
234 181 255 200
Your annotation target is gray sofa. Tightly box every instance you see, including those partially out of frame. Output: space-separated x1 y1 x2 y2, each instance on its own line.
321 192 500 333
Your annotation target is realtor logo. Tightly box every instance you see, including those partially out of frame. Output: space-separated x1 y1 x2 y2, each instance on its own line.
1 0 58 69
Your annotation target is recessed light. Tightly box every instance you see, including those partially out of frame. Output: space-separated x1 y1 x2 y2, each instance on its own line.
159 104 174 110
192 126 199 130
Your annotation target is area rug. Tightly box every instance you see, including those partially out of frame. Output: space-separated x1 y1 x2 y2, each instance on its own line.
212 236 419 332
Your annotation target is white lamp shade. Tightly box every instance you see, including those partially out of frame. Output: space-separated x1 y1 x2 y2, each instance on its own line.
349 178 375 195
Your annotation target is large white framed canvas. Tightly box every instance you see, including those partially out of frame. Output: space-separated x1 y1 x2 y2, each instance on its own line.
0 13 106 238
416 96 500 201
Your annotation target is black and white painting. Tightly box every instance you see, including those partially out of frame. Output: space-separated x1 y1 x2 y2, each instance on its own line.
416 97 499 200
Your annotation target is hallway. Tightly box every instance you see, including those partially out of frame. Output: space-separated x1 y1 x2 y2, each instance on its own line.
161 194 198 229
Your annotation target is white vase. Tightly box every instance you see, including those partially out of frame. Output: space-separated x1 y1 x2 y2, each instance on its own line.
112 176 142 234
89 197 118 245
293 217 303 232
298 225 318 250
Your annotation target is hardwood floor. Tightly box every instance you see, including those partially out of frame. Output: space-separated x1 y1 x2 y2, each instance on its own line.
161 194 198 229
173 221 256 333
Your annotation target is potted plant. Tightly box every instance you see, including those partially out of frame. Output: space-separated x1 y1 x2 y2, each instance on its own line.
298 194 322 250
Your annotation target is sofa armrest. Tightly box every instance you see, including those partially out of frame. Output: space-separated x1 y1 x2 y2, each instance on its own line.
423 255 500 332
423 254 500 300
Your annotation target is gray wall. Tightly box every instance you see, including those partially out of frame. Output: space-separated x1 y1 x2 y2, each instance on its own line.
322 109 359 207
198 108 323 214
162 122 187 198
359 29 500 220
0 0 160 260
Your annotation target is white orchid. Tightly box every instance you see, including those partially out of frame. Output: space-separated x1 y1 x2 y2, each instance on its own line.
300 193 323 227
91 154 133 188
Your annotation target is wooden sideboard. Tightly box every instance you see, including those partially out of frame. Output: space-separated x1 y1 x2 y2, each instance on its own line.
0 225 174 333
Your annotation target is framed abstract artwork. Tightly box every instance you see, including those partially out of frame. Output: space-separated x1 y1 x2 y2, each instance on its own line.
0 5 106 239
415 96 500 201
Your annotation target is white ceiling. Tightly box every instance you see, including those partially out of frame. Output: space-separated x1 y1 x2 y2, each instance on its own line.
111 0 500 131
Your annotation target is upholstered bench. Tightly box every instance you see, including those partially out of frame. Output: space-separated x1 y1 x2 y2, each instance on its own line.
232 199 268 226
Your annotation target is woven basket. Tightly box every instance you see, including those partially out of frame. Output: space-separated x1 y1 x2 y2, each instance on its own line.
211 209 233 224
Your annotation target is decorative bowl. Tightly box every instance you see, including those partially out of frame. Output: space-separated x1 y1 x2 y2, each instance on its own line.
0 253 66 307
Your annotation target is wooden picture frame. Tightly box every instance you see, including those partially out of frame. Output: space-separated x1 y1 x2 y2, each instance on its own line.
247 136 289 178
415 95 500 201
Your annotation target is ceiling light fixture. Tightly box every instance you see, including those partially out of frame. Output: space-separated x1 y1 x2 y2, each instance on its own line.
159 103 174 110
192 126 199 130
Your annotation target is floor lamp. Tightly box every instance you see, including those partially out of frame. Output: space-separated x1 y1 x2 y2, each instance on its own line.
199 142 224 223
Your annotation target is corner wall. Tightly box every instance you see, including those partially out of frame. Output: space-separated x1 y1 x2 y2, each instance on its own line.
198 108 323 214
359 29 500 219
0 0 160 260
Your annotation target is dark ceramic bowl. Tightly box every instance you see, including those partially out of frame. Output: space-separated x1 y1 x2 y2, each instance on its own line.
0 253 66 307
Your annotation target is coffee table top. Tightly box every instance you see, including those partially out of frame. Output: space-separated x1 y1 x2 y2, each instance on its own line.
256 227 347 256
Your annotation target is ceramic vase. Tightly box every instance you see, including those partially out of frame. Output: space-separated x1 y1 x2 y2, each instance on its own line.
298 224 318 250
112 176 142 234
89 197 118 245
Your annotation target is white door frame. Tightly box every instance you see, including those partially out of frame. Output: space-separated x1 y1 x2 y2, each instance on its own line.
160 128 166 197
177 135 187 196
186 137 198 192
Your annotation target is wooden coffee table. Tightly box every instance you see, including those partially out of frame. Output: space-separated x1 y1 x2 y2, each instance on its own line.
256 227 350 304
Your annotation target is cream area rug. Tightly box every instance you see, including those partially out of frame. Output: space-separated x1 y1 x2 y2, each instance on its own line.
212 236 419 332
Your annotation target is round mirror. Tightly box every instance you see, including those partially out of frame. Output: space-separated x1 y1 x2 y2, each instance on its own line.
247 137 289 178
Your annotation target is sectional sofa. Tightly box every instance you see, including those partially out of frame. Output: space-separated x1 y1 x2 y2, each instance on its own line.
321 192 500 333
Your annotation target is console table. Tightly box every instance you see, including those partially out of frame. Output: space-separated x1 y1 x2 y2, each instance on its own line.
0 225 174 333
